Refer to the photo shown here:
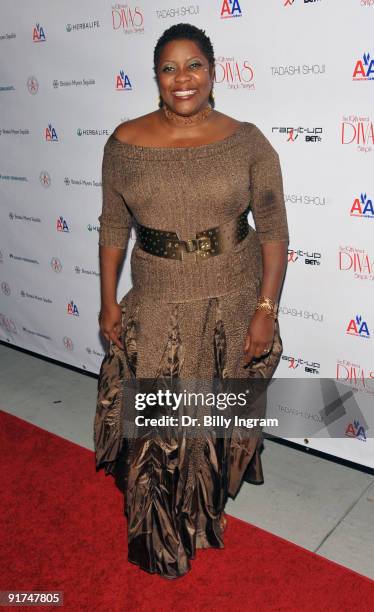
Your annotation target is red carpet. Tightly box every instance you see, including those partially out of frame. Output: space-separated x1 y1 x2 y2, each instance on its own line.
1 410 373 612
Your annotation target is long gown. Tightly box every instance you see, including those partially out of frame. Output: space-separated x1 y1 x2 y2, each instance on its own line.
93 121 289 579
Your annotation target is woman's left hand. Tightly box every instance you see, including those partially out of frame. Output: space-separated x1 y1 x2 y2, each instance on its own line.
241 309 275 366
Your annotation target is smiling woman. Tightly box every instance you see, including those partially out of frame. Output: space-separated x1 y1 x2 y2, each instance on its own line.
94 22 289 580
158 54 211 104
155 27 215 113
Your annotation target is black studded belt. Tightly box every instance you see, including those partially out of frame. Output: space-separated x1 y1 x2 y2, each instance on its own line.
133 205 251 261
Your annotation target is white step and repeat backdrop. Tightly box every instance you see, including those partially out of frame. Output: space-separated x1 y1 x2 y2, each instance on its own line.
0 1 373 466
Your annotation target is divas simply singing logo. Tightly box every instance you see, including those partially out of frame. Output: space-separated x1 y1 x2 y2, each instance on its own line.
341 114 374 153
339 246 374 281
215 56 255 91
111 4 144 34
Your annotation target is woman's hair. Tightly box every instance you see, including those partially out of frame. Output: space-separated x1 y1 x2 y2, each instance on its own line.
153 22 215 108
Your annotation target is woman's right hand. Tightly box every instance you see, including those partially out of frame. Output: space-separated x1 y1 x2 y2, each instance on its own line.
98 302 124 350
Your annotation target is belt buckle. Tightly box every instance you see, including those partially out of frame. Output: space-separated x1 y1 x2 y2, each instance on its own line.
184 235 212 254
197 235 211 253
185 238 198 253
181 234 212 261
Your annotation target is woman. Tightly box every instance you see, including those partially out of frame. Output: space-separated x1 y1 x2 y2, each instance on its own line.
94 23 289 579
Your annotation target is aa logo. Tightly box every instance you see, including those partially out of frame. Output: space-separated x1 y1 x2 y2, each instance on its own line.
116 70 132 90
57 216 69 232
46 124 58 141
345 420 367 441
33 23 46 42
346 315 370 338
350 193 374 218
353 53 374 81
67 300 79 316
220 0 242 18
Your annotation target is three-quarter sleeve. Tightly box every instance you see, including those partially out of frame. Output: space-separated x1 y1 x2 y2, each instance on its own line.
249 125 289 245
98 138 133 249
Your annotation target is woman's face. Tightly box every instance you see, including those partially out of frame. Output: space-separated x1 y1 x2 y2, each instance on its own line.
157 39 214 116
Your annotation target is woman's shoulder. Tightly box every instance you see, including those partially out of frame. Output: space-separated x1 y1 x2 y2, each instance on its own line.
111 112 158 145
110 111 264 138
213 113 275 145
210 111 241 131
104 112 275 157
243 121 279 157
108 111 245 149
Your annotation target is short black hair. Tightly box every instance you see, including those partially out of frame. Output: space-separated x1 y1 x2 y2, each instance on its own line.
153 23 215 108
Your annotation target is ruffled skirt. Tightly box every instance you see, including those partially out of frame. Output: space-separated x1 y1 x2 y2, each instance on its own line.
94 285 283 579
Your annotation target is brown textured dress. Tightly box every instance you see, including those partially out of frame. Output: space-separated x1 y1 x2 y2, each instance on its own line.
94 121 289 579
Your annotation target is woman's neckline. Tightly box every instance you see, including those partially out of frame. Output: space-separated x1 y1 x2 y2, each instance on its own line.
108 120 248 158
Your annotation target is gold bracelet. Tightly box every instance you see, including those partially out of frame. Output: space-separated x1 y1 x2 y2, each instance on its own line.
255 296 278 319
